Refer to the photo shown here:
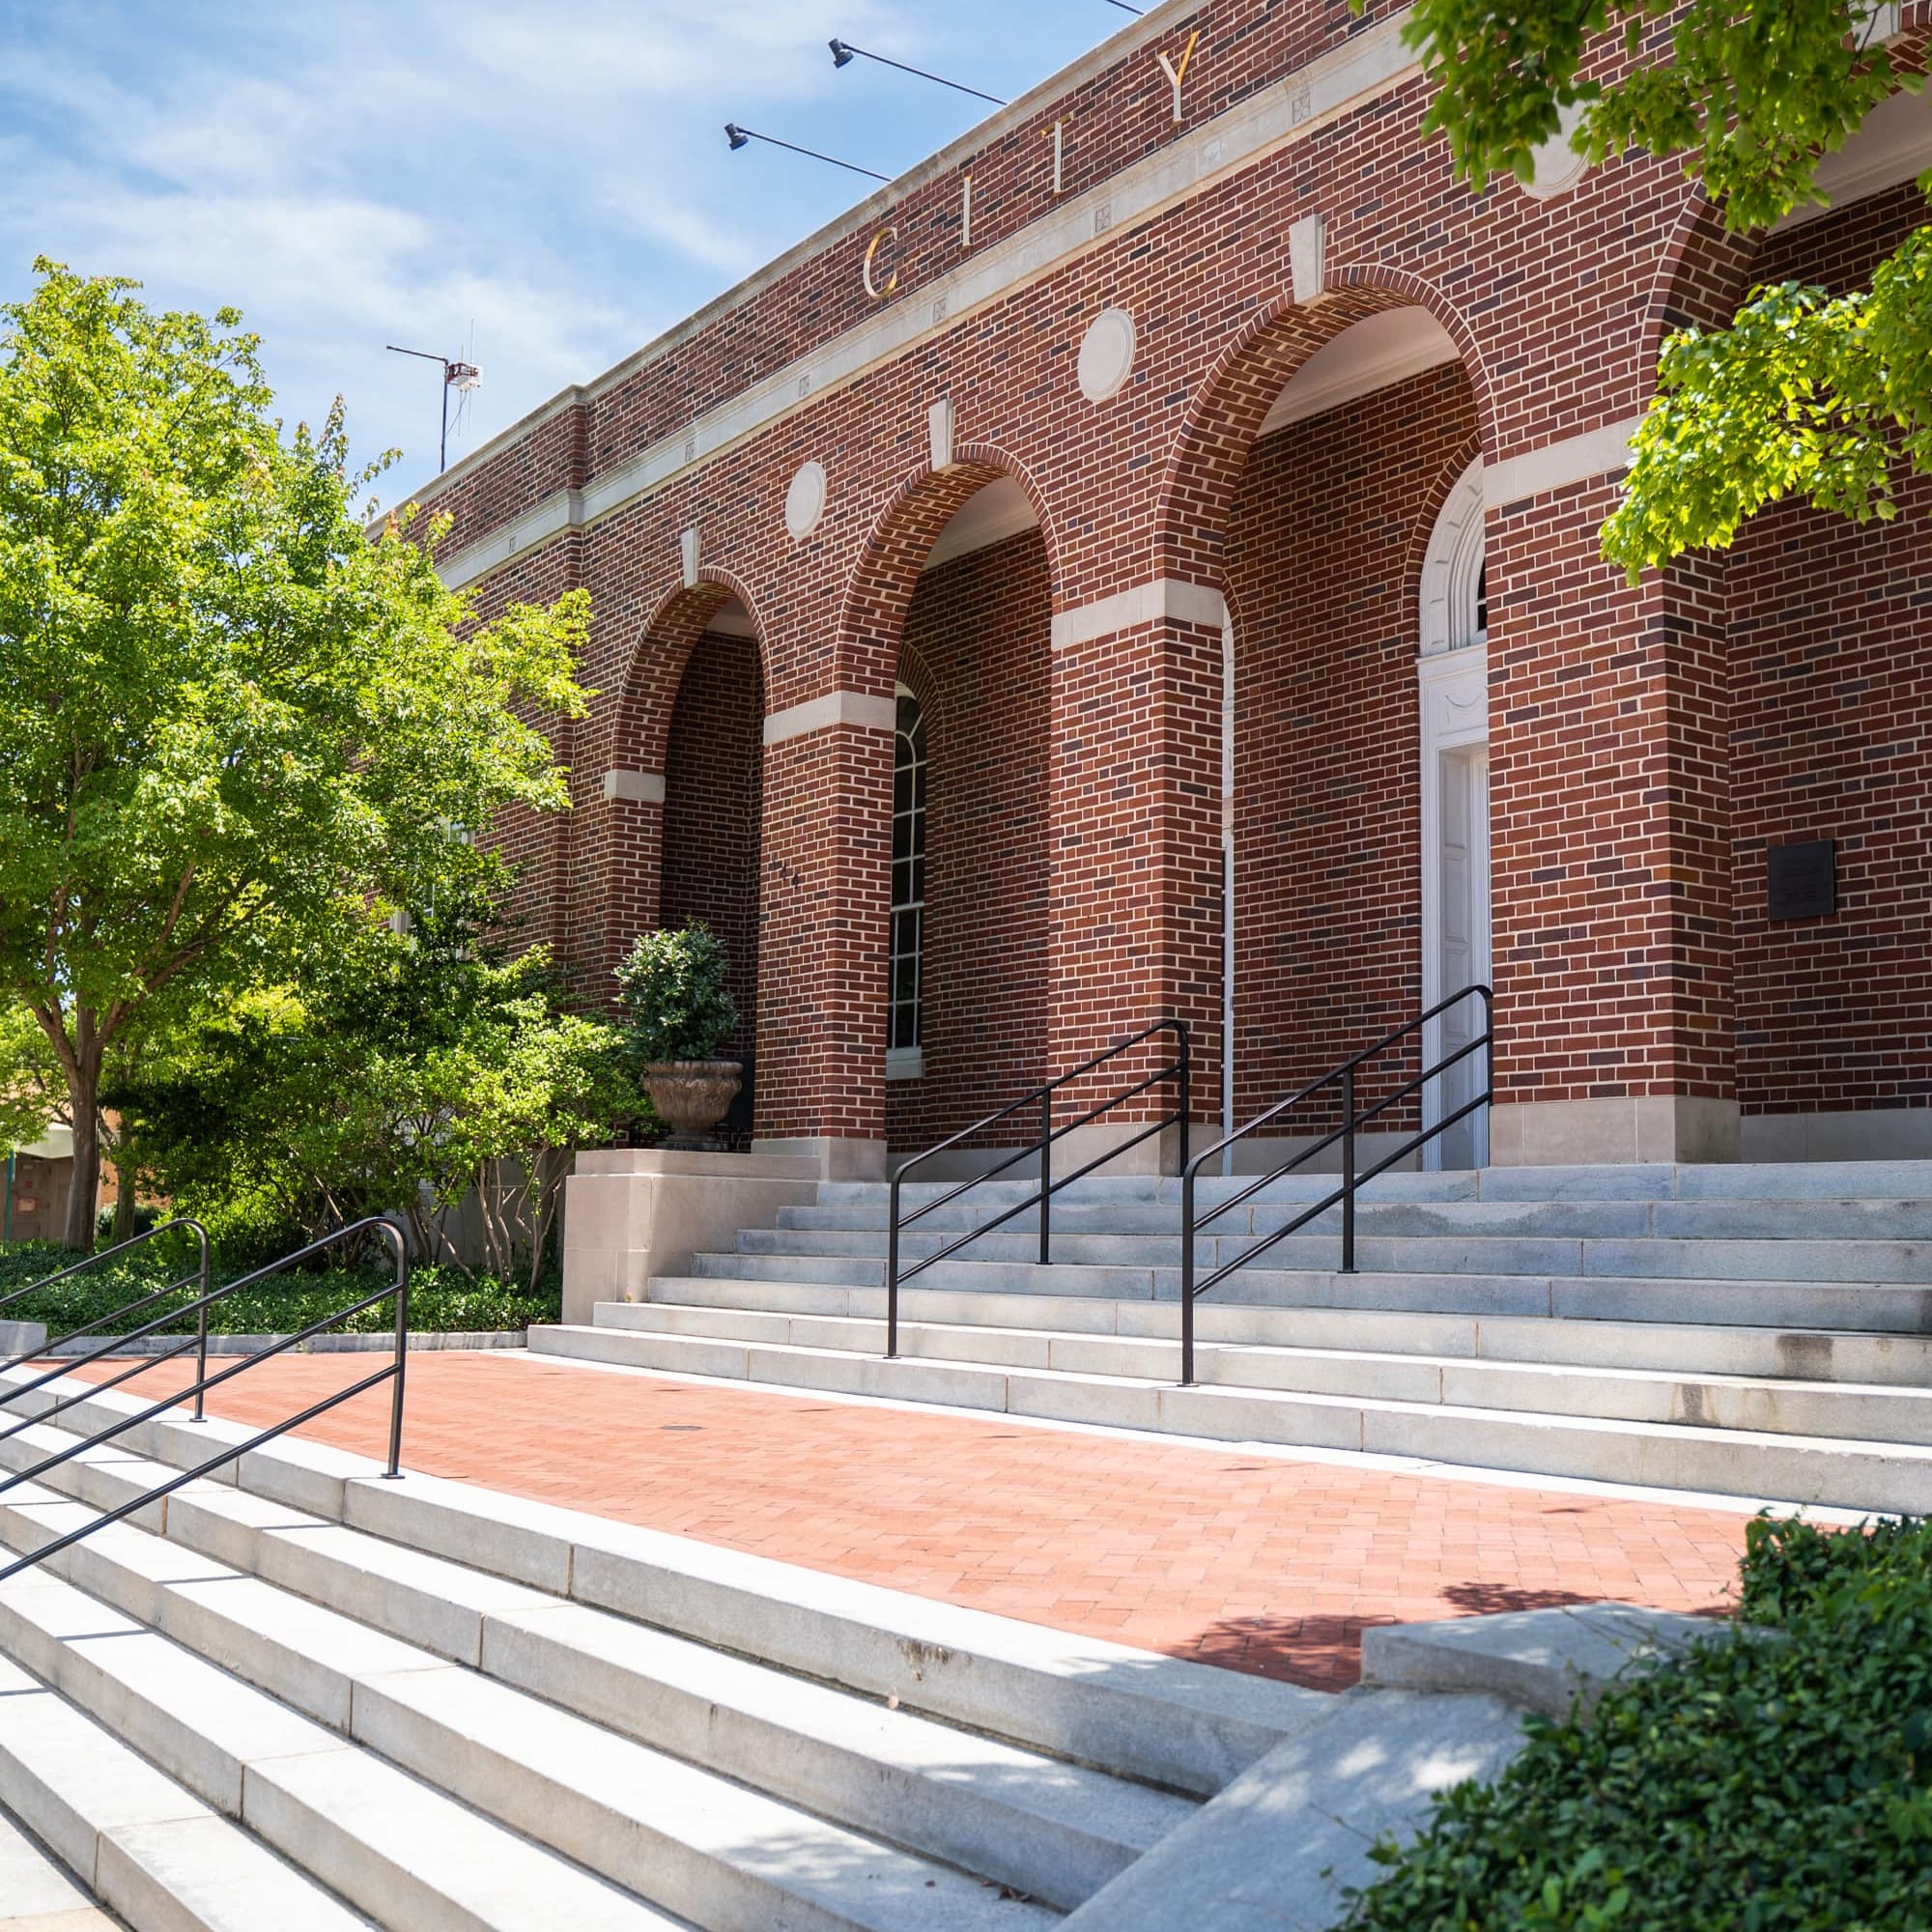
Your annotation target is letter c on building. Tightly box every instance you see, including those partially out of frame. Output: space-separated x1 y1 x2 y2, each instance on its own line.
863 225 899 301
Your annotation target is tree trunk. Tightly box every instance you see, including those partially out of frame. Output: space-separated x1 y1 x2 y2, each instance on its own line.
62 1065 102 1252
113 1150 137 1242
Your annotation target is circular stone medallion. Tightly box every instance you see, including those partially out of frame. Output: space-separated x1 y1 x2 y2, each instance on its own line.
783 460 828 540
1077 307 1137 404
1524 103 1589 200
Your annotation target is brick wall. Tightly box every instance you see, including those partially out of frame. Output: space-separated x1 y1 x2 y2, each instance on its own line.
1728 183 1932 1120
660 629 764 1061
887 529 1052 1148
423 0 1932 1155
1226 360 1480 1123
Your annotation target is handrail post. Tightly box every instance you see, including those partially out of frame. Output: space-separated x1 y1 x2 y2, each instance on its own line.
191 1222 211 1424
886 1169 902 1360
1179 1162 1196 1385
385 1225 410 1480
1177 1023 1191 1176
1038 1088 1053 1266
1340 1067 1357 1274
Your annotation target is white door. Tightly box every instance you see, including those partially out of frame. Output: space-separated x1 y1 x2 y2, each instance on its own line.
1435 747 1491 1168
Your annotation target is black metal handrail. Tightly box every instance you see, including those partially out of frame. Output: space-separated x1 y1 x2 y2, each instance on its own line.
0 1217 214 1422
1179 986 1492 1383
0 1217 411 1586
887 1018 1190 1357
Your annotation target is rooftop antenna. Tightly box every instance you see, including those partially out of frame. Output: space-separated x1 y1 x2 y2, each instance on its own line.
385 343 484 472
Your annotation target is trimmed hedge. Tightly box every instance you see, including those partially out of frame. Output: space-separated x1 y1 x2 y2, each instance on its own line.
1344 1513 1932 1932
0 1240 558 1338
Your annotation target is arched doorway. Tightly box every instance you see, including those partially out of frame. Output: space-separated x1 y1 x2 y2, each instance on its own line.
1416 456 1490 1167
1212 301 1488 1165
884 475 1052 1159
660 595 764 1138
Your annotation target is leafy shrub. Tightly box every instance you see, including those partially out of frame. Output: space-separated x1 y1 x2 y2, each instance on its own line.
0 1241 557 1337
1344 1513 1932 1931
615 922 739 1063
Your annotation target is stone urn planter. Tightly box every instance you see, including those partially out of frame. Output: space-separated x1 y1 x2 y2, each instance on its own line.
639 1059 743 1150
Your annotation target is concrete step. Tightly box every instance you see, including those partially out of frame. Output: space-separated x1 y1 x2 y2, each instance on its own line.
0 1648 375 1932
0 1367 1319 1801
787 1197 1932 1242
651 1274 1932 1385
0 1801 122 1930
597 1297 1932 1444
0 1491 1060 1929
694 1249 1932 1334
0 1425 1186 1914
835 1159 1932 1208
526 1322 1932 1514
739 1224 1932 1286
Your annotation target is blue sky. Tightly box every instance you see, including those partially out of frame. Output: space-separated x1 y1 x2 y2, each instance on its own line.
0 2 1140 500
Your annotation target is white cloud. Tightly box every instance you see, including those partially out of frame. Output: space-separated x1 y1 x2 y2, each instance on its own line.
0 0 1119 483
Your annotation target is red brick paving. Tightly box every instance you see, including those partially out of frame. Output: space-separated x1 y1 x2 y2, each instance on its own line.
65 1350 1747 1691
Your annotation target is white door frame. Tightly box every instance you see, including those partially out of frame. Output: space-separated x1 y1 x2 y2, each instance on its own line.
1417 457 1491 1169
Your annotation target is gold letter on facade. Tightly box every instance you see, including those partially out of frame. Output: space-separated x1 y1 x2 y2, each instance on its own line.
1154 30 1200 125
863 225 899 300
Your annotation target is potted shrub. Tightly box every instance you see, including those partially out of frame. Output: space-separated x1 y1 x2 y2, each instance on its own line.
614 922 743 1148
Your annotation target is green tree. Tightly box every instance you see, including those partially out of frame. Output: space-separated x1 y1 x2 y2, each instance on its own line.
1394 0 1928 570
116 897 636 1290
0 261 591 1247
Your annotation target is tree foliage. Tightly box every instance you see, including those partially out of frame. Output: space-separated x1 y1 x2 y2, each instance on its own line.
117 901 636 1292
1394 0 1930 572
0 260 590 1245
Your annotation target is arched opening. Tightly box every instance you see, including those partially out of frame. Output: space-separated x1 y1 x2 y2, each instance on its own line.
605 580 767 1141
660 595 764 1139
1216 303 1487 1166
848 467 1054 1162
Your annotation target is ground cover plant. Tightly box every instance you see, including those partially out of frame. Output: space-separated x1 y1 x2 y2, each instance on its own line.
1344 1512 1932 1930
0 1239 558 1339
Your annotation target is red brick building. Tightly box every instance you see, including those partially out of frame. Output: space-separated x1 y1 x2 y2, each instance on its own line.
417 0 1932 1179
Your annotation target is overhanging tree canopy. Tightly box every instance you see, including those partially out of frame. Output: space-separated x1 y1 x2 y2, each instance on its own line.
1393 0 1929 570
0 259 590 1248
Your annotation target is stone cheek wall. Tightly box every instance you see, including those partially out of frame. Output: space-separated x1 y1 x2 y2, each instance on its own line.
429 0 1932 1156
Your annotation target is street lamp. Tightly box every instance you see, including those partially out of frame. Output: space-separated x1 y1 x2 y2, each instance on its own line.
828 40 1006 106
723 124 890 182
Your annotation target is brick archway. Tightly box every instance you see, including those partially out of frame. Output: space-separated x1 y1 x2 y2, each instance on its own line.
589 569 772 1008
1154 268 1494 588
833 445 1065 696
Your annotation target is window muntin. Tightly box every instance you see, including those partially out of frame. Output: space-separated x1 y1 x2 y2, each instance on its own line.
890 691 926 1054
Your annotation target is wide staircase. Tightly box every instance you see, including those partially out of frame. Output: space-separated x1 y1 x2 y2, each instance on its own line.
0 1366 1320 1929
531 1160 1932 1515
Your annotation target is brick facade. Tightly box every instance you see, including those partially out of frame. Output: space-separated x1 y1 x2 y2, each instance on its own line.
413 0 1932 1166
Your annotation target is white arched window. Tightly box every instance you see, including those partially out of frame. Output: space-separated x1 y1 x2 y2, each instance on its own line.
888 683 926 1078
1419 457 1487 658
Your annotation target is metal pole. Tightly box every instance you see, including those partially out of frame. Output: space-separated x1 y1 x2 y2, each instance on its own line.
440 379 449 474
3 1152 12 1247
1177 1022 1192 1176
1038 1090 1053 1265
191 1221 211 1423
384 1231 411 1480
1179 1163 1196 1385
1340 1068 1357 1274
886 1172 901 1359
